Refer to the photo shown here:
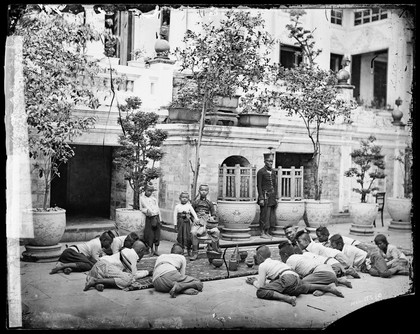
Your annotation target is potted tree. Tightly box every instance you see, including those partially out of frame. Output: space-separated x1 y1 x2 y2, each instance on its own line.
387 142 412 231
344 135 386 235
276 10 353 230
113 97 168 238
174 10 275 198
12 6 100 262
238 86 272 128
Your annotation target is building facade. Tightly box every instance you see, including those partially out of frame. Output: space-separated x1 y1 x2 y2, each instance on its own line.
27 5 413 227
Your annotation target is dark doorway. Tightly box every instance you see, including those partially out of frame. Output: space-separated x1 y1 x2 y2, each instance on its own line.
276 152 313 199
51 145 112 218
373 60 387 108
351 54 361 103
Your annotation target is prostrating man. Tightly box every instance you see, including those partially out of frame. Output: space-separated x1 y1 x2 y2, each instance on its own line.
49 231 115 275
330 233 409 277
283 225 303 254
83 240 151 291
246 245 344 306
152 243 204 298
257 152 277 239
315 226 376 254
295 230 360 278
278 241 353 292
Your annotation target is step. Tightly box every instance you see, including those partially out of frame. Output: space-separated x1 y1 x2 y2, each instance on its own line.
61 219 116 242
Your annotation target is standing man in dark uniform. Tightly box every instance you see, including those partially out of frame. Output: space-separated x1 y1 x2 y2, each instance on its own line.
257 153 278 239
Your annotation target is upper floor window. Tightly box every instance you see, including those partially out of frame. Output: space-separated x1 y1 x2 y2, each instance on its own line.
354 8 388 26
331 9 343 25
280 44 303 69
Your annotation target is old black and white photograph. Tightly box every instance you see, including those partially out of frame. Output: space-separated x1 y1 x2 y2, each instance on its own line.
5 3 416 330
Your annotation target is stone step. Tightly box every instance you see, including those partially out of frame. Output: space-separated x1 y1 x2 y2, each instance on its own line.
61 218 116 242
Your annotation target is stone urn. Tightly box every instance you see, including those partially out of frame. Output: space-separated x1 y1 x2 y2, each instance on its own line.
21 208 66 262
272 200 305 237
387 197 412 232
304 200 333 239
348 202 378 236
217 200 259 241
115 208 146 239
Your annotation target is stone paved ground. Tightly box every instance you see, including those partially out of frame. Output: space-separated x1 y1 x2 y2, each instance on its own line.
7 218 416 330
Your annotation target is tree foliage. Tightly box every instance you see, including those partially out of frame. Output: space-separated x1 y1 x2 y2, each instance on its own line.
13 7 101 210
114 97 168 210
276 10 354 200
174 10 276 197
344 135 386 203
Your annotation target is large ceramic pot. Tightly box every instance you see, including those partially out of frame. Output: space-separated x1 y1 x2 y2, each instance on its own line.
21 208 66 262
167 107 200 124
238 113 270 128
272 200 305 236
387 197 412 232
304 200 333 239
304 200 333 227
115 208 146 239
217 200 259 241
348 202 378 236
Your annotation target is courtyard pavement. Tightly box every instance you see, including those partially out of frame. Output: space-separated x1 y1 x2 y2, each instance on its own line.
8 216 416 330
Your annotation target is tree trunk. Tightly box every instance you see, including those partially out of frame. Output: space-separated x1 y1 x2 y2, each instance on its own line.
192 95 207 199
133 181 140 210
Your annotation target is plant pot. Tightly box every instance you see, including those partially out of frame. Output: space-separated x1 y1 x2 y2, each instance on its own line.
214 95 240 111
217 200 259 241
167 107 201 124
272 200 305 236
101 57 120 66
304 200 333 239
115 208 146 239
238 113 270 128
387 197 412 232
21 208 66 262
348 202 378 236
127 60 145 68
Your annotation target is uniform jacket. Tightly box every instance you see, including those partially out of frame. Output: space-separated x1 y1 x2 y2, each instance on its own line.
257 166 277 206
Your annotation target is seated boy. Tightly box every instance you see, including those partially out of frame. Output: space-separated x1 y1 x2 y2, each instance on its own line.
190 184 221 260
152 243 203 298
83 240 151 291
374 234 410 276
246 245 344 306
49 231 115 275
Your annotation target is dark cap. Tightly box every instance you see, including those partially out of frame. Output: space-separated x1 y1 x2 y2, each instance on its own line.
263 153 274 160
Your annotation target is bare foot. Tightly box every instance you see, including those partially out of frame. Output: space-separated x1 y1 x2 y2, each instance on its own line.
313 290 325 297
83 277 97 291
182 288 199 295
153 251 160 256
63 268 72 275
337 278 352 289
49 263 64 275
285 296 297 306
345 267 361 279
169 282 181 298
95 284 104 292
327 283 344 298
